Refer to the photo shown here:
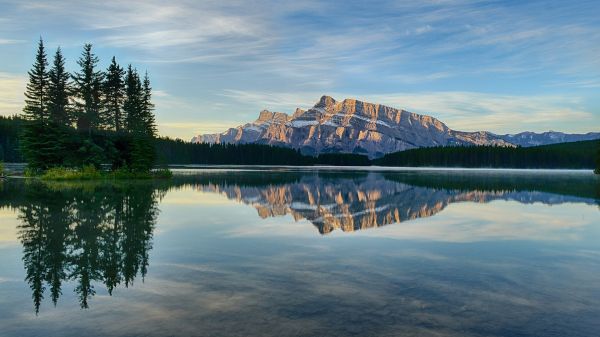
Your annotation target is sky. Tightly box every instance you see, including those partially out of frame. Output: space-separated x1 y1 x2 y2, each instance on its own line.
0 0 599 139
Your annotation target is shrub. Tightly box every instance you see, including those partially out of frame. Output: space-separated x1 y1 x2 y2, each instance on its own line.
41 165 101 180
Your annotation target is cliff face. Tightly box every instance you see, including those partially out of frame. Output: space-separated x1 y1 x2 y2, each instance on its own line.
192 95 600 158
192 95 513 158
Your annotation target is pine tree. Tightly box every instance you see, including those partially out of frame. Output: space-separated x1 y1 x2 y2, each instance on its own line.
141 71 157 137
23 38 49 122
123 65 142 132
103 57 125 132
48 47 72 127
594 143 600 174
72 44 105 135
21 38 58 170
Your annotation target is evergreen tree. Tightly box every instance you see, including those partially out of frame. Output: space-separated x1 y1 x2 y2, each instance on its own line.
123 65 142 132
122 67 157 172
595 144 600 174
103 57 125 132
23 38 49 122
141 71 157 137
72 44 105 135
21 38 63 170
47 47 71 127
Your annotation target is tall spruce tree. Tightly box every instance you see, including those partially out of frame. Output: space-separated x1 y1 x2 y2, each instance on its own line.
103 57 125 132
141 71 157 137
72 44 105 135
48 47 72 127
21 38 58 170
123 65 142 132
23 38 49 122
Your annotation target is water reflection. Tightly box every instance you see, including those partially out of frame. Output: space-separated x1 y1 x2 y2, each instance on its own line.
0 169 598 316
188 171 599 234
9 181 162 313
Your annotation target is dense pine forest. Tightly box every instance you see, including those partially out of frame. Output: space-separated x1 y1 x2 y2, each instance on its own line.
155 138 372 166
0 115 24 162
17 39 157 175
374 140 599 169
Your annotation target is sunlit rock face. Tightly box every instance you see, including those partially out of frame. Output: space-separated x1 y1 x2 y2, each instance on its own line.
191 95 514 158
191 96 600 158
195 173 594 235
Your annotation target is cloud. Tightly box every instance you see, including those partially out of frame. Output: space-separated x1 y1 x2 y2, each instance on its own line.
0 72 25 116
0 39 25 45
365 92 596 133
2 0 599 137
219 89 597 134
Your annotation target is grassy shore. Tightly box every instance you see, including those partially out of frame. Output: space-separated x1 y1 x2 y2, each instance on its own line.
25 165 173 181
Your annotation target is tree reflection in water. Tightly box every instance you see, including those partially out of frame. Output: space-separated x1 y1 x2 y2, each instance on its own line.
3 170 598 314
16 181 162 313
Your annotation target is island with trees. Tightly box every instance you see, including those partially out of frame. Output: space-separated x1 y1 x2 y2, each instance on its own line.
18 39 168 179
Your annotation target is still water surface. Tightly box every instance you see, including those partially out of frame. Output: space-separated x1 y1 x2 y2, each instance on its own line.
0 168 599 337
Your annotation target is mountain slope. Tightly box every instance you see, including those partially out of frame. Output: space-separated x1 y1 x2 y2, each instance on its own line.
192 95 597 158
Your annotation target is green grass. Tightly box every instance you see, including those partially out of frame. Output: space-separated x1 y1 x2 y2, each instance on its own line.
38 165 173 181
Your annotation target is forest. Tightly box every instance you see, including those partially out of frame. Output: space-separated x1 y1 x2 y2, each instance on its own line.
16 39 158 175
374 140 600 169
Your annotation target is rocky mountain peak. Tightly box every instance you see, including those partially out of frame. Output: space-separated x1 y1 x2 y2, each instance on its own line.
256 110 274 123
192 95 598 158
314 95 337 109
292 108 305 118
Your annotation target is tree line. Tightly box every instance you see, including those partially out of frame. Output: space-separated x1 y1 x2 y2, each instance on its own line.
374 141 600 170
20 39 157 172
155 138 373 166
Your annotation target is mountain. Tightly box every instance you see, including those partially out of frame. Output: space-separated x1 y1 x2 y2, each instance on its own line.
192 95 598 158
496 131 600 147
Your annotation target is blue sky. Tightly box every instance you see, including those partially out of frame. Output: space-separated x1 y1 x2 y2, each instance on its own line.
0 0 599 139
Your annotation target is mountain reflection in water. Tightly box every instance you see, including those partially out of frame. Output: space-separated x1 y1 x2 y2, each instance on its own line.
0 169 598 314
194 172 598 234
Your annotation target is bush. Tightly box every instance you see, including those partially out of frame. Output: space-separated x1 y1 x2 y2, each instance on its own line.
33 165 173 181
41 165 102 180
153 168 173 179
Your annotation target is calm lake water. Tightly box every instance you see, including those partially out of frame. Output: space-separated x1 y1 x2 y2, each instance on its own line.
1 168 599 337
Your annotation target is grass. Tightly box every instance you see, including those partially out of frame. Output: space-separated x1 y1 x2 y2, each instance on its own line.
37 165 173 181
0 161 4 176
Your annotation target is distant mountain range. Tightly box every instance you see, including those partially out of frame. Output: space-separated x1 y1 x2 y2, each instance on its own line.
192 95 600 158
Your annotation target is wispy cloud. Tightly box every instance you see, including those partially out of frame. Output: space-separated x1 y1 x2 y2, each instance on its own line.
0 38 25 45
1 0 598 138
364 92 594 133
219 89 597 134
0 72 25 116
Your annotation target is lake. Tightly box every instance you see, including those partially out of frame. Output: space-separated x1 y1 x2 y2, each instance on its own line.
1 167 599 337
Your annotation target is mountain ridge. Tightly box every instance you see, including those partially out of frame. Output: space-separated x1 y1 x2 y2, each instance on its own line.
192 95 600 158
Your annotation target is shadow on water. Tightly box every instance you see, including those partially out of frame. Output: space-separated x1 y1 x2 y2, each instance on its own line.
0 169 598 313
